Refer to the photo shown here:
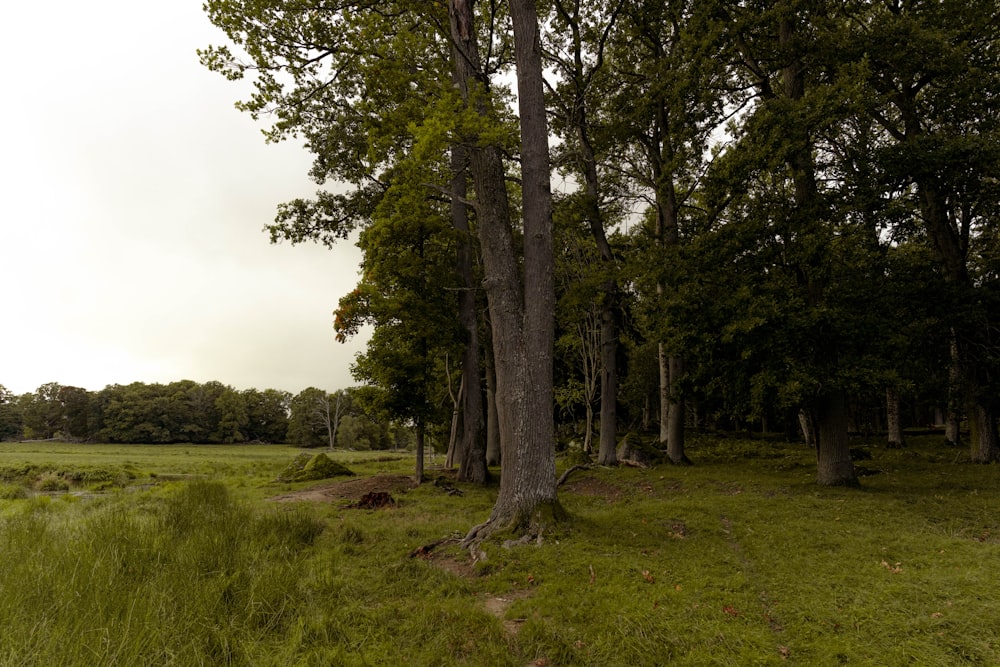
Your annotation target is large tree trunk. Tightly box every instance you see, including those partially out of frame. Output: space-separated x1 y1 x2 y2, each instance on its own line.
814 391 858 486
886 386 904 449
451 0 560 542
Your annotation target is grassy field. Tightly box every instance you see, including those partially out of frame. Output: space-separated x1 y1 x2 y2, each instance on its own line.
0 436 997 666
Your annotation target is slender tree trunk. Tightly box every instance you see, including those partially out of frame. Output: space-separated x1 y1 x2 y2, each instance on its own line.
445 374 463 468
451 140 488 483
597 296 618 464
583 401 594 454
414 419 425 485
485 346 501 466
658 342 670 444
945 333 962 446
886 386 904 448
798 409 815 447
814 390 857 486
665 355 689 464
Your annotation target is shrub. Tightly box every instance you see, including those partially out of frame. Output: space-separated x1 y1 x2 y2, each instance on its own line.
36 474 69 493
0 483 28 500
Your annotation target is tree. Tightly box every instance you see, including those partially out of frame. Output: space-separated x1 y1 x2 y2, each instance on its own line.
544 0 627 466
20 382 65 440
448 0 562 545
287 388 339 448
0 385 22 441
855 0 1000 461
213 386 249 444
242 388 291 443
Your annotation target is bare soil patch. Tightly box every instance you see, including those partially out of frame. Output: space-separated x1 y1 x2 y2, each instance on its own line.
561 475 623 502
269 474 416 503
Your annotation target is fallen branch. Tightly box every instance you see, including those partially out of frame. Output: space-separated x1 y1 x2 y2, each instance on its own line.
557 464 592 486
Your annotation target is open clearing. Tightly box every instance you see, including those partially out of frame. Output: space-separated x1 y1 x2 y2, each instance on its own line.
0 436 998 666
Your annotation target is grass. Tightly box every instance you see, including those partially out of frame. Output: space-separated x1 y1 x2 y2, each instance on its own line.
0 436 997 665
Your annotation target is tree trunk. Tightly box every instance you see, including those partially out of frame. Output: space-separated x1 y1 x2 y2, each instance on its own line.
481 0 559 532
414 419 425 485
597 293 618 465
485 344 501 466
814 391 858 486
451 140 488 483
658 342 670 445
451 0 560 541
945 333 962 446
886 386 904 448
665 354 689 464
968 400 1000 463
798 409 815 447
445 375 463 469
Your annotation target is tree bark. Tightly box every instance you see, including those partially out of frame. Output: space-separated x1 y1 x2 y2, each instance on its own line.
665 354 688 464
886 386 904 448
451 141 488 483
658 342 670 445
450 0 560 541
485 342 501 466
414 418 425 485
814 390 858 486
798 409 815 447
969 400 1000 463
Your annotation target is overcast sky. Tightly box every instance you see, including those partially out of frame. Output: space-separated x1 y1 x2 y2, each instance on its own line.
0 0 366 396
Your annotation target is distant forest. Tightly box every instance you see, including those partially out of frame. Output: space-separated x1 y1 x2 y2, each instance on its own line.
0 381 401 449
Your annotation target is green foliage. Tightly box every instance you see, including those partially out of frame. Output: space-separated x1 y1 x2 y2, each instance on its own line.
0 483 28 500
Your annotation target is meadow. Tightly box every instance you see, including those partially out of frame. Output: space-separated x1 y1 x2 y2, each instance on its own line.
0 436 997 666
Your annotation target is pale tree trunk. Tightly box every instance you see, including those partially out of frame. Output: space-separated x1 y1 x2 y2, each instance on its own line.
886 386 904 448
798 409 815 447
451 0 560 543
814 391 858 486
445 369 463 469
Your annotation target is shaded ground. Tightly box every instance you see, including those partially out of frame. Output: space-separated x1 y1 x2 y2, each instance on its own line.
561 474 624 502
269 473 416 503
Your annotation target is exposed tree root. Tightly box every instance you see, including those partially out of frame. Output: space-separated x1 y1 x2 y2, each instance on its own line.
460 500 566 561
557 464 591 486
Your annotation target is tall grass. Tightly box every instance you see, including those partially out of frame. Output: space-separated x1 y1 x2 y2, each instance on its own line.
0 438 997 665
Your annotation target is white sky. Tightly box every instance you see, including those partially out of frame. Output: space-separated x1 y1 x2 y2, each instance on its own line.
0 0 366 396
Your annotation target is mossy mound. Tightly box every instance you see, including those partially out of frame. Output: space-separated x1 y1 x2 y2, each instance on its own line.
277 452 355 483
